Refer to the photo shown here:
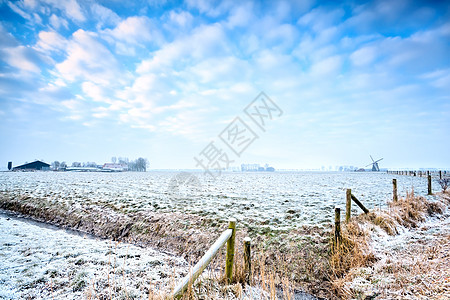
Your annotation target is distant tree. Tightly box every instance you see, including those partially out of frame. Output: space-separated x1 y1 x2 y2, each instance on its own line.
60 162 67 169
111 157 117 164
51 161 60 170
128 160 136 171
72 162 81 167
135 157 148 172
118 157 129 165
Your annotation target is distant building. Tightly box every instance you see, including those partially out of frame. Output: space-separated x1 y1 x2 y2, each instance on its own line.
241 163 276 172
13 160 50 171
241 164 260 172
102 163 128 172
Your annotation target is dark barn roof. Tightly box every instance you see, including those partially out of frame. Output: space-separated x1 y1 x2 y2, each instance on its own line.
13 161 50 171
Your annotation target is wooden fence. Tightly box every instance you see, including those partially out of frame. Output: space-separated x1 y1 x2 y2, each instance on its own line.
174 170 447 296
336 171 446 243
172 218 251 298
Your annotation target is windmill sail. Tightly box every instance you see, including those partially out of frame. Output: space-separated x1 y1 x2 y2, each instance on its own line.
365 156 383 171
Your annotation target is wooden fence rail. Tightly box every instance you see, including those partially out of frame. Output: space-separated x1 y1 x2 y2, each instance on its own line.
345 189 370 222
172 218 237 298
351 194 369 214
387 170 448 178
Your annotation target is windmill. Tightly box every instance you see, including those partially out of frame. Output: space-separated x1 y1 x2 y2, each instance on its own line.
366 155 383 171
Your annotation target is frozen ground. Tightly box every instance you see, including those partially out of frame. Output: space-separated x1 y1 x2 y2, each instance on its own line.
346 195 450 299
0 210 189 299
0 171 444 299
0 171 439 230
0 210 320 300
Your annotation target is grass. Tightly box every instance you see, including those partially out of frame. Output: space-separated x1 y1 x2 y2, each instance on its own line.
2 188 449 299
328 189 450 299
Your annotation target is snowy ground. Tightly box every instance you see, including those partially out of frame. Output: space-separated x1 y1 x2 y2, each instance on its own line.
0 171 438 230
0 171 445 299
346 195 450 299
0 210 320 300
0 210 189 299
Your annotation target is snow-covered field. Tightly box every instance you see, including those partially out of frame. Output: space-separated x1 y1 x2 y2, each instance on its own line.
0 210 189 299
0 171 438 230
0 171 444 299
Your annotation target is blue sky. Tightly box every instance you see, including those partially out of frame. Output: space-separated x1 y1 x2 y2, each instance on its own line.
0 0 449 170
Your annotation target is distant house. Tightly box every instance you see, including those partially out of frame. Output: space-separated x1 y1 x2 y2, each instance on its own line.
102 163 128 172
13 160 51 171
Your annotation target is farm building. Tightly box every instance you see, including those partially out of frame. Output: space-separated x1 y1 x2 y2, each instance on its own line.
102 163 128 172
13 161 51 171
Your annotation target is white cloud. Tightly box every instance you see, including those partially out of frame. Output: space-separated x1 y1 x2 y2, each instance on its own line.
36 31 67 53
265 23 298 50
310 55 342 77
22 0 39 9
226 2 255 28
137 23 229 73
43 0 86 22
104 16 159 45
0 25 18 47
168 10 194 28
7 1 41 24
81 81 110 103
90 3 121 29
2 46 41 73
55 29 123 85
61 99 82 110
298 7 345 32
185 0 233 17
49 14 69 30
350 46 376 66
7 0 85 25
292 26 340 62
156 106 216 139
187 56 250 84
421 69 450 89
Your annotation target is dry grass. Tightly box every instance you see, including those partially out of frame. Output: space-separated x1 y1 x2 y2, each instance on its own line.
332 189 450 299
329 220 376 298
3 188 449 299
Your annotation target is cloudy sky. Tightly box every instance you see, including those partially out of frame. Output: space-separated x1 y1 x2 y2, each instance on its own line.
0 0 449 170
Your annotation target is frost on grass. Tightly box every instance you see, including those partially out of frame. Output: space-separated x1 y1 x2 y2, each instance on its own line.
334 192 450 299
0 212 189 299
0 172 445 299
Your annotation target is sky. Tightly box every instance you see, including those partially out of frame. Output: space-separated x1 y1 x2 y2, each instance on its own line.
0 0 449 171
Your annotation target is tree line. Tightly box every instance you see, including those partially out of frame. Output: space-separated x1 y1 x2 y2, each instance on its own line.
50 157 148 172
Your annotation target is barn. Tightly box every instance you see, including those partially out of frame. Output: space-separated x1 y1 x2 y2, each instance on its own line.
13 161 51 171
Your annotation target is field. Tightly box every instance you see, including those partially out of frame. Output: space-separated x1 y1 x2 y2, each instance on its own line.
0 171 445 299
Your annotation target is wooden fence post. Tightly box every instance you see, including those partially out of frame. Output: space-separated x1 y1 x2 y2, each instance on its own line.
243 237 251 284
334 207 341 248
346 189 351 223
428 175 432 195
226 218 236 283
439 170 442 180
393 179 398 202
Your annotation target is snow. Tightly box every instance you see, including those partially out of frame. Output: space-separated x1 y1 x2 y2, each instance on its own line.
0 171 444 299
0 171 439 230
0 210 189 299
346 198 450 299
